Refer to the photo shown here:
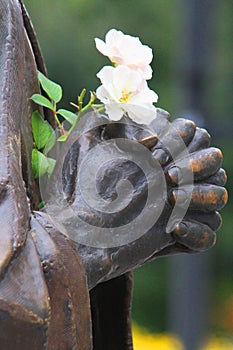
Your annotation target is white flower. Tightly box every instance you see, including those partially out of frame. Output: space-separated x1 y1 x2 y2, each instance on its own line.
95 29 153 80
96 65 158 125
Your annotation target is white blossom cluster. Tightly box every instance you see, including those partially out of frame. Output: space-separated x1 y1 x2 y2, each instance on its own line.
95 29 158 125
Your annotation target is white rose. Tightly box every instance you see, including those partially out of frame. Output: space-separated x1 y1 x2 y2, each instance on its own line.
96 65 158 124
95 29 153 80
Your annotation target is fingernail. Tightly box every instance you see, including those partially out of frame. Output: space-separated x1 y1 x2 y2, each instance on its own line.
139 135 158 149
167 166 183 184
206 168 227 186
173 222 188 237
170 188 191 207
152 148 170 165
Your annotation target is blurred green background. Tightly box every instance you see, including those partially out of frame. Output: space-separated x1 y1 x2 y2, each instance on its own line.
23 0 232 346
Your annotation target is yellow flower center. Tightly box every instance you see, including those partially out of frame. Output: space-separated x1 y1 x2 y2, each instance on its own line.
119 91 131 103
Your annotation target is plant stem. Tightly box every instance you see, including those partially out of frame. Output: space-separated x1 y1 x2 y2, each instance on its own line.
68 103 91 134
67 97 103 135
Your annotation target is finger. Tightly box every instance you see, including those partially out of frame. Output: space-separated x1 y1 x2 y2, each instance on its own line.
166 147 223 184
204 168 227 186
156 108 171 120
132 111 171 149
155 118 196 150
151 118 196 166
184 211 222 231
172 220 216 252
169 184 228 212
188 127 211 153
149 108 171 135
172 118 196 146
152 147 171 166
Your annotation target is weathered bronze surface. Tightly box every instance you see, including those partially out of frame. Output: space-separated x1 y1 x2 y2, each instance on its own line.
0 1 228 349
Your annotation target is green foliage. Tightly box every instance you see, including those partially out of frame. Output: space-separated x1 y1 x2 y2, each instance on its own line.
57 135 68 142
57 109 77 125
31 109 56 179
38 71 62 103
31 73 70 179
31 73 64 179
32 111 54 150
43 130 56 154
32 149 56 179
31 94 54 110
38 201 45 210
31 71 96 180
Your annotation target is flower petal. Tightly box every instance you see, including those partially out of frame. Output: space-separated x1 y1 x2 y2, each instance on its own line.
96 61 159 125
94 38 108 56
105 29 122 46
126 104 157 124
96 85 109 103
131 87 158 104
113 65 144 93
105 103 124 121
138 65 153 80
96 66 115 91
95 28 154 80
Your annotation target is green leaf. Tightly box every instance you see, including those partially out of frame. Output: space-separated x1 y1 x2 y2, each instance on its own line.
38 71 62 103
57 109 77 125
31 94 54 111
43 130 56 154
57 135 67 142
47 157 56 175
32 149 49 178
38 201 45 210
32 149 56 178
32 111 54 150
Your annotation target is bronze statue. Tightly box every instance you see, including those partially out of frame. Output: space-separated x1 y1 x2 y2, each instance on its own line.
0 1 227 349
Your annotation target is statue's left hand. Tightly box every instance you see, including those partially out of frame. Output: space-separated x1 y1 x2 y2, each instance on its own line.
35 110 227 288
